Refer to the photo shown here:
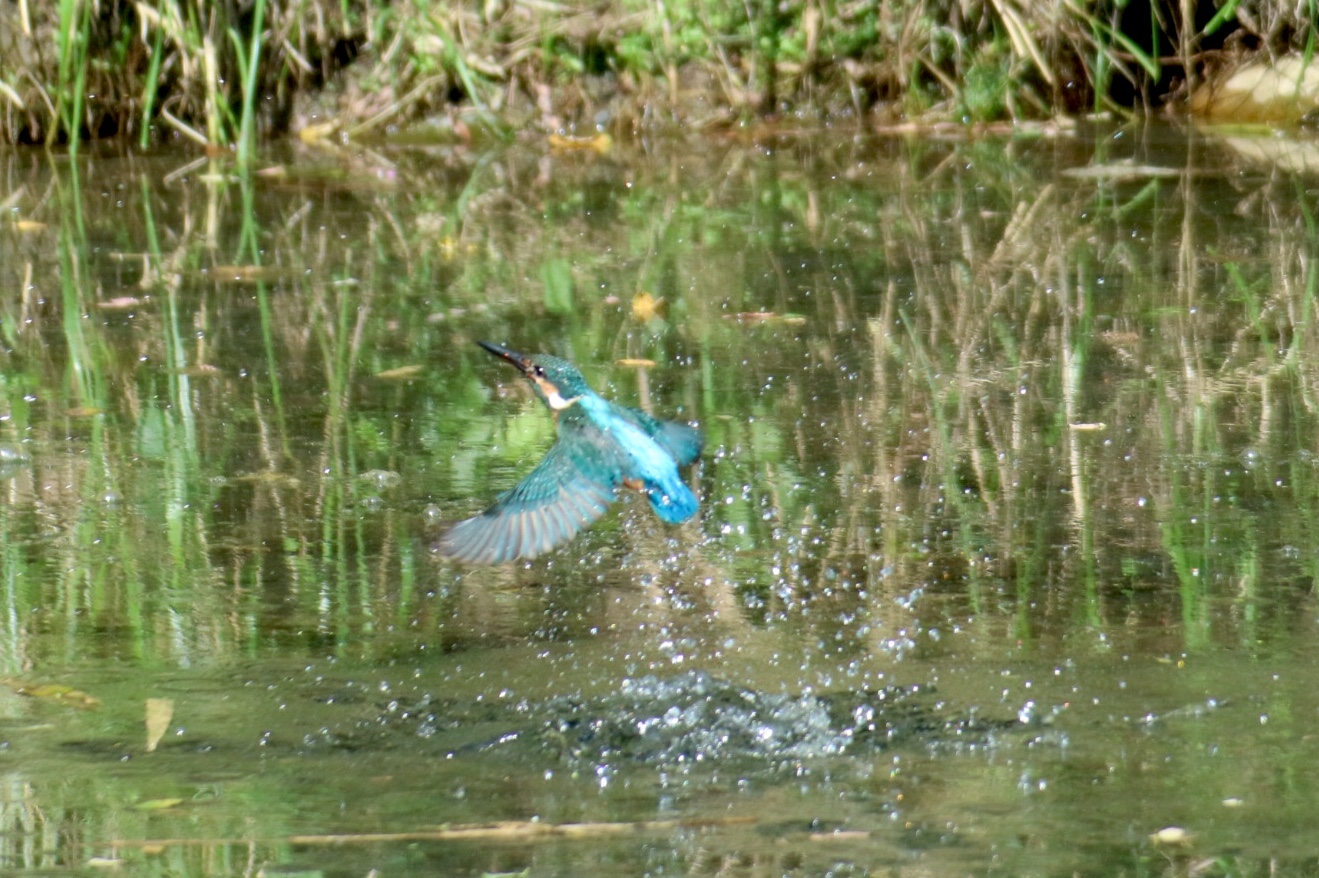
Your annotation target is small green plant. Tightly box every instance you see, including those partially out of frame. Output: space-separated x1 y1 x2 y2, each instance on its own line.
54 0 92 151
961 43 1011 122
229 0 267 165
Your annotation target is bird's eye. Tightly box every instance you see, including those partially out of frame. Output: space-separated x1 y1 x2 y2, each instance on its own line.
533 365 545 378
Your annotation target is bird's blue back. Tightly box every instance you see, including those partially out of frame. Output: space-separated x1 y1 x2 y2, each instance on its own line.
615 402 703 468
576 394 698 524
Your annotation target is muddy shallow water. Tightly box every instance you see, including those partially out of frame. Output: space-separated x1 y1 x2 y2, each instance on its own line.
0 124 1318 875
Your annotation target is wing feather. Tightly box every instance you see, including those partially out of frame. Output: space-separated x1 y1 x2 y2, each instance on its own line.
438 422 622 565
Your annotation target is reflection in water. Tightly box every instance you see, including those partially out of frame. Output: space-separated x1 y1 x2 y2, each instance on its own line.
0 128 1318 872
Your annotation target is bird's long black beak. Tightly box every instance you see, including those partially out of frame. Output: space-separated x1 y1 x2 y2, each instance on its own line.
478 340 533 374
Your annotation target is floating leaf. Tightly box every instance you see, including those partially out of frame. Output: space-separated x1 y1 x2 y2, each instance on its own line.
615 358 656 367
298 121 340 144
14 683 102 710
548 132 613 155
1149 826 1193 846
133 799 184 812
809 830 872 841
97 297 142 311
375 365 424 380
145 698 173 753
1061 162 1180 180
632 291 666 322
14 220 47 233
208 265 285 283
85 856 125 869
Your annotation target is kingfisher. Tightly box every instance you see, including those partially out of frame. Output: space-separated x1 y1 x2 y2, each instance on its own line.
437 341 702 564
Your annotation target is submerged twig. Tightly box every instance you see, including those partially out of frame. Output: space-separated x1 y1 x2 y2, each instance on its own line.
110 817 760 850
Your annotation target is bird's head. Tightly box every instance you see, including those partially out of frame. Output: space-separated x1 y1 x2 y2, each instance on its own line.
478 341 591 410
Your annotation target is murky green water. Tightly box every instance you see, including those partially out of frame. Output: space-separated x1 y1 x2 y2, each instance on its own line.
2 124 1319 875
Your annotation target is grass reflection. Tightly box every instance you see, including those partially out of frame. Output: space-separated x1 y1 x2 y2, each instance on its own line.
3 128 1319 872
0 131 1314 672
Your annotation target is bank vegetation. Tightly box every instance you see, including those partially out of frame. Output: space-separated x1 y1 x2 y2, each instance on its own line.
1 0 1316 150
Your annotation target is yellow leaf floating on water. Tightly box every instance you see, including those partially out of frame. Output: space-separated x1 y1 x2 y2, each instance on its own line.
631 292 666 322
548 132 613 155
145 698 174 753
14 220 46 233
1149 826 1193 846
375 365 424 380
615 358 656 367
14 683 102 710
85 857 124 869
208 264 284 283
133 799 184 812
298 121 340 145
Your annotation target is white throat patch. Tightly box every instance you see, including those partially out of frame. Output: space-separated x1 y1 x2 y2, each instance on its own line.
536 379 579 410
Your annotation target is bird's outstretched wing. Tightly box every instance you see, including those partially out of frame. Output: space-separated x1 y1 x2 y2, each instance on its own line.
438 427 620 565
617 405 702 466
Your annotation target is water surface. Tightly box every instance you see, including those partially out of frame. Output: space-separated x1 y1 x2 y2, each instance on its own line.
0 124 1317 875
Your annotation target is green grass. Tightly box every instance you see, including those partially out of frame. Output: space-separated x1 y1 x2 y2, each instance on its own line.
5 0 1319 146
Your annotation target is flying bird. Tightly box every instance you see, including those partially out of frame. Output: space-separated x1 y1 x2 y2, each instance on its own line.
438 341 701 564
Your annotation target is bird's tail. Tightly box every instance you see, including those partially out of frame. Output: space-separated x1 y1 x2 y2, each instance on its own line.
647 478 699 524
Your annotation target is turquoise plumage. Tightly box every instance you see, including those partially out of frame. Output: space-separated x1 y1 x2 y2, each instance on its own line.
438 342 701 565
